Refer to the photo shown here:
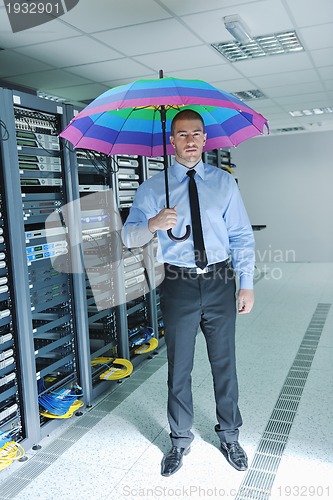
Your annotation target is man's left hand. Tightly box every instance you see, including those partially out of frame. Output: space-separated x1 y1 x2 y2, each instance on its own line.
238 289 254 314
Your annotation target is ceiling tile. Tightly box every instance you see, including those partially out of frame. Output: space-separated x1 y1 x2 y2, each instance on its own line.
265 112 291 120
265 81 325 98
250 69 321 88
323 79 333 91
93 19 201 56
275 92 331 106
0 51 53 78
181 0 292 43
286 0 333 27
265 115 298 127
66 59 152 82
14 36 123 67
102 74 157 88
234 52 313 77
46 83 110 101
210 78 255 93
300 23 333 50
0 8 80 49
245 99 283 111
134 45 224 72
317 66 333 80
158 0 260 17
166 64 243 83
7 70 92 91
310 47 333 67
61 0 171 33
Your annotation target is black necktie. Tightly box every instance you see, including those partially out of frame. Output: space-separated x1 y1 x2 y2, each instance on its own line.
187 169 208 269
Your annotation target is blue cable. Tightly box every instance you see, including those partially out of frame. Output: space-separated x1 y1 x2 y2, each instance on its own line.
38 380 83 416
129 326 154 348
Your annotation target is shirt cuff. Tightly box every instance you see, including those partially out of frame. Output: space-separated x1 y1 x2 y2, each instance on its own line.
239 274 254 290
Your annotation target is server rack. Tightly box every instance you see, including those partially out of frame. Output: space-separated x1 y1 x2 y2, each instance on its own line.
0 88 81 448
113 154 159 365
0 146 24 446
0 88 166 454
142 156 169 344
202 148 232 171
60 103 124 399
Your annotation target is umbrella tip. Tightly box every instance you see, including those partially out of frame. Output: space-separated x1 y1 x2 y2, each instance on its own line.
159 69 164 79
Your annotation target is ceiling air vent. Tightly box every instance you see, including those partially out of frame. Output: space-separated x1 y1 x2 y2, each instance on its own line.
233 89 266 100
270 127 306 134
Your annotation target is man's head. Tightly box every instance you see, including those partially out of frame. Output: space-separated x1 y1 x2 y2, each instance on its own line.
170 110 207 168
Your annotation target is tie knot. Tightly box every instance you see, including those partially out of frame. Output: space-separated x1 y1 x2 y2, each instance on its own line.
187 169 196 179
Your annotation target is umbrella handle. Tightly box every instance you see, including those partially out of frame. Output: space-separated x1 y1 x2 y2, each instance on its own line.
167 225 191 242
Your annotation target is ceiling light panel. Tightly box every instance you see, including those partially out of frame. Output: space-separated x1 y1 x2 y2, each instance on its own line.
211 31 304 62
289 107 333 116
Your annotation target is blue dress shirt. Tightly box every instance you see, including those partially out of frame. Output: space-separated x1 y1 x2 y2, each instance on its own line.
123 160 255 289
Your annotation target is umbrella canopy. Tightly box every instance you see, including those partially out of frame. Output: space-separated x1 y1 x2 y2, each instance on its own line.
60 76 269 156
60 75 269 242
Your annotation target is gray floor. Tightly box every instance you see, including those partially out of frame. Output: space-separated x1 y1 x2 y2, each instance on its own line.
1 263 332 500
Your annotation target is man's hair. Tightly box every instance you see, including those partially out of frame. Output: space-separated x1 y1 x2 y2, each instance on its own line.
171 109 205 136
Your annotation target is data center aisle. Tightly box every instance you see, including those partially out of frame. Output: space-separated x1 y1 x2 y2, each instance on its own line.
1 263 332 500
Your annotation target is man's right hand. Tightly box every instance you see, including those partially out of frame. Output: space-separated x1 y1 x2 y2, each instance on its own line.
148 206 177 233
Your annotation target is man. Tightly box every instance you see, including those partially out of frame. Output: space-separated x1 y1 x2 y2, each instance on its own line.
123 109 255 477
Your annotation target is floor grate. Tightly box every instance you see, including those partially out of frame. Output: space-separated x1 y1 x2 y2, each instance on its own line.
236 303 331 500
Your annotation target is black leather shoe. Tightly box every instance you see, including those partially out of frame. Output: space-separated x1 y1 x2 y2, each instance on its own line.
220 441 248 471
161 446 191 477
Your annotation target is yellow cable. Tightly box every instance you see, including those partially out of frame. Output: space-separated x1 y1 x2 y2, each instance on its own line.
0 441 25 471
40 399 84 419
134 337 159 354
91 357 133 380
91 356 115 366
99 358 133 380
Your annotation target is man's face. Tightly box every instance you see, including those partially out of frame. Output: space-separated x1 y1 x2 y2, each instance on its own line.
170 118 207 168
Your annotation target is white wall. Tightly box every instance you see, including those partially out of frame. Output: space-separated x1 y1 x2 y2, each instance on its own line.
231 130 333 263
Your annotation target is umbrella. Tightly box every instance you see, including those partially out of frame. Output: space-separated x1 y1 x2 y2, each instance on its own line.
60 71 269 241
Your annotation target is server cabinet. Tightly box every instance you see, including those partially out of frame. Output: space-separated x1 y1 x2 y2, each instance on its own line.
113 154 160 365
0 88 81 448
0 150 24 445
203 148 232 171
61 119 128 400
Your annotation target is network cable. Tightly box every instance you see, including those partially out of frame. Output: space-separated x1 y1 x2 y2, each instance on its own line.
91 357 133 380
0 426 25 471
38 381 84 418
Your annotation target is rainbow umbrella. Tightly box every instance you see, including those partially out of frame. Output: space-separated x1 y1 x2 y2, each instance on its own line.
60 72 269 241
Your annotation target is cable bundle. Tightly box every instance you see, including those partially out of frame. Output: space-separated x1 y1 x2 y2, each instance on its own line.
134 336 158 355
38 383 84 419
91 357 133 380
0 427 25 471
129 327 154 349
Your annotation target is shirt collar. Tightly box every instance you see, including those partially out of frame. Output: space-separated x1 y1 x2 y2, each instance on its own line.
172 159 205 183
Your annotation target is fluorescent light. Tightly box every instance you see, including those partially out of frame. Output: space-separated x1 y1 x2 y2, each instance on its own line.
37 91 66 102
289 107 333 117
223 15 253 44
211 31 304 62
